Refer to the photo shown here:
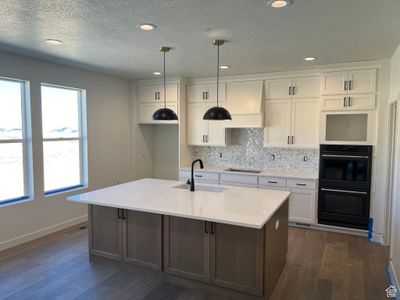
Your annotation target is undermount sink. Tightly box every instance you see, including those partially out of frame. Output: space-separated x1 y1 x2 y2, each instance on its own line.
174 183 226 193
224 168 262 174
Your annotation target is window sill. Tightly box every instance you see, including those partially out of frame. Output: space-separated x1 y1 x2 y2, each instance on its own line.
45 184 87 197
0 196 33 207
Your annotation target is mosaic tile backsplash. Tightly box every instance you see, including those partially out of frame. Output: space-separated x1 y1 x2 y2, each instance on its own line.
191 128 319 172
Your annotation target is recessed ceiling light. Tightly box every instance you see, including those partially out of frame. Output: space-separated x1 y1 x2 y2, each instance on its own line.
153 72 162 75
45 39 63 45
267 0 292 8
304 57 317 61
139 23 157 31
220 65 230 69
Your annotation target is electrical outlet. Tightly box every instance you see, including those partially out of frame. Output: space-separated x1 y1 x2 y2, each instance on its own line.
303 155 308 162
219 152 223 158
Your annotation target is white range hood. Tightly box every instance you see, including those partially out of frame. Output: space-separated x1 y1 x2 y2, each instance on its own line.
224 80 264 128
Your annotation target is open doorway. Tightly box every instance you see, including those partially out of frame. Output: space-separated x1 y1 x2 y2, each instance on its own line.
386 101 398 246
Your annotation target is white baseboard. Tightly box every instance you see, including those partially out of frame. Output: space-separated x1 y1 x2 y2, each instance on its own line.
388 260 400 300
0 215 88 251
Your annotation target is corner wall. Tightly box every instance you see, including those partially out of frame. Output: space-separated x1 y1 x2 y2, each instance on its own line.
0 52 131 250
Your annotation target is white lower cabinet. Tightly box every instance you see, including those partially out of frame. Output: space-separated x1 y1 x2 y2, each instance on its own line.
289 189 316 224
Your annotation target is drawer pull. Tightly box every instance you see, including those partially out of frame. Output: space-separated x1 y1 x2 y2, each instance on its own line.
296 183 307 186
195 174 203 178
268 181 278 184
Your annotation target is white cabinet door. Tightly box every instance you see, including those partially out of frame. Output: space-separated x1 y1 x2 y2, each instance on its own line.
206 103 227 146
264 99 291 147
187 103 206 145
187 84 206 102
321 95 348 111
206 83 226 103
321 71 347 95
292 77 320 98
159 84 178 102
289 189 316 224
137 85 158 102
347 94 376 110
291 98 319 148
348 69 376 94
265 78 292 99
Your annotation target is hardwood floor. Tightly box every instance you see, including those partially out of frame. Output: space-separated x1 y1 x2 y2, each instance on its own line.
0 226 390 300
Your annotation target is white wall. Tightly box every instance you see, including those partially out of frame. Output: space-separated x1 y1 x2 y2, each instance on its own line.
389 44 400 289
0 52 131 250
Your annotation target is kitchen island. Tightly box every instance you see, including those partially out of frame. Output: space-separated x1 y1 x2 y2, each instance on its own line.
67 178 290 300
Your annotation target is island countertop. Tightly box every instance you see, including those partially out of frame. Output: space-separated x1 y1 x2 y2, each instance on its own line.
67 178 290 229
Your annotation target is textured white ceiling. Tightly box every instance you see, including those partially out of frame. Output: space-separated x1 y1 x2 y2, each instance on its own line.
0 0 399 79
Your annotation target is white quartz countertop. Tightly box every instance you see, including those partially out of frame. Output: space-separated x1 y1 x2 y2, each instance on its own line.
180 166 319 180
67 178 290 229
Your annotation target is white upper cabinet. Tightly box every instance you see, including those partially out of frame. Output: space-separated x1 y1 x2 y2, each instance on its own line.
139 102 179 124
292 77 320 98
321 69 377 111
291 98 319 148
264 99 292 147
265 78 292 99
187 103 206 145
187 83 226 103
137 83 178 103
265 76 320 99
321 69 376 96
186 102 227 146
347 69 377 94
321 71 348 95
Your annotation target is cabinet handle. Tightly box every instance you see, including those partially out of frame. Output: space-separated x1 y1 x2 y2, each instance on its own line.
343 97 347 107
202 92 205 100
202 135 205 143
204 222 208 234
296 183 306 186
206 135 209 143
348 80 352 91
288 86 292 96
291 136 294 144
205 91 209 99
344 80 348 91
195 174 203 178
122 209 126 220
348 97 352 107
287 136 290 144
268 181 278 184
211 222 215 235
292 86 296 95
117 208 122 219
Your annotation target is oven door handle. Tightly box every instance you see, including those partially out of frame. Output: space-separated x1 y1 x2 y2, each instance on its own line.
321 154 369 159
320 188 368 195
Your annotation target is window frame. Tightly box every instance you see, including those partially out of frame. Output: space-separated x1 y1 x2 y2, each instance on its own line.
0 77 33 206
41 83 88 196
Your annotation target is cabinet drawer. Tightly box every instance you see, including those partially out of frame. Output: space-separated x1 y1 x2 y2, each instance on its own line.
287 179 316 190
258 177 287 188
179 170 219 183
220 173 258 186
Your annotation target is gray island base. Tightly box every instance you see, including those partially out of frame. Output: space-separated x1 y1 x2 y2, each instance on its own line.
68 179 290 300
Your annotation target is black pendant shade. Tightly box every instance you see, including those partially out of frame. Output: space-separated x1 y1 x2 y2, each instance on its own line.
152 107 178 121
203 40 232 121
152 47 179 121
203 106 232 120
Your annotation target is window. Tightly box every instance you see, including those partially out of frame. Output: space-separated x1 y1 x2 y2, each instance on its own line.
41 84 87 194
0 78 32 204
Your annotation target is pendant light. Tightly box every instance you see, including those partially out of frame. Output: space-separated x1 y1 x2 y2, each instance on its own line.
203 40 232 121
152 47 178 121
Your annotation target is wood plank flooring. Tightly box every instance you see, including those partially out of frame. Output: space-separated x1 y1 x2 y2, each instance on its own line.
0 226 390 300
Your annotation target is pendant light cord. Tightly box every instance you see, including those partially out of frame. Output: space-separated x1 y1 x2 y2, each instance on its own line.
163 50 167 108
216 43 220 107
